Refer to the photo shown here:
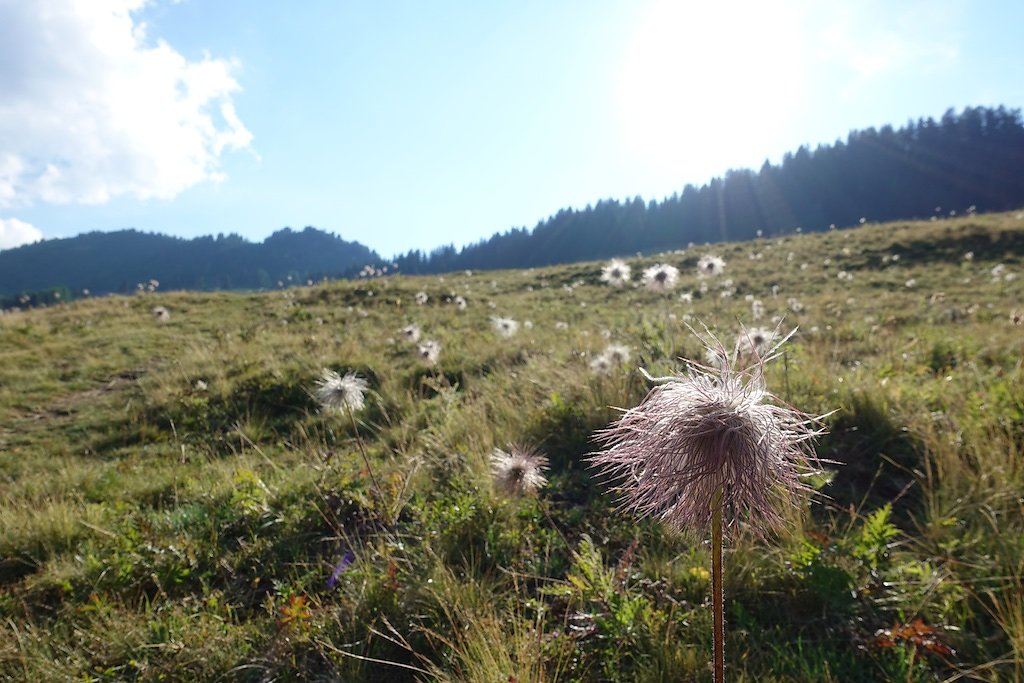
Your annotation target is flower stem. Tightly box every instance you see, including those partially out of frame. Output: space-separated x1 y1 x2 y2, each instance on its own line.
712 486 725 683
347 408 385 516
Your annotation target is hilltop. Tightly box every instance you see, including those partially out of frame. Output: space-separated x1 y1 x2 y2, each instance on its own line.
0 226 378 300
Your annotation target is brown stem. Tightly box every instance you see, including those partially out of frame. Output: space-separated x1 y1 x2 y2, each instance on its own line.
347 408 385 514
712 486 725 683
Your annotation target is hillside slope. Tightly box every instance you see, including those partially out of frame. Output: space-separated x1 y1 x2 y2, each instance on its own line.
1 211 1023 681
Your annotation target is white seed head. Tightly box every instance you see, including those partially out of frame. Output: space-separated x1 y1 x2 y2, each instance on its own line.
491 316 520 338
601 258 632 287
315 369 368 414
642 264 680 292
491 445 548 496
696 255 726 278
590 331 826 536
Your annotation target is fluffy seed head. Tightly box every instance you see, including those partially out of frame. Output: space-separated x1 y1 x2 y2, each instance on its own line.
590 354 613 375
604 343 631 365
491 316 520 338
736 326 776 358
417 339 441 366
415 291 429 305
491 445 548 496
589 332 825 536
400 324 421 344
601 258 632 287
315 369 368 414
642 264 680 292
697 255 726 278
152 306 171 322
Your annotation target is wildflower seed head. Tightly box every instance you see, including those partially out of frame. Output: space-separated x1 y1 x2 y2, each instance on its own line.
604 343 631 366
491 316 520 338
601 258 632 287
417 339 441 366
642 264 680 292
697 255 726 278
590 354 613 375
490 445 548 496
400 324 421 343
315 369 368 414
152 306 171 322
737 326 776 357
590 333 825 536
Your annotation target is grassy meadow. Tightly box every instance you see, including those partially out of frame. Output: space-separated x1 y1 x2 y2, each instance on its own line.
2 212 1023 682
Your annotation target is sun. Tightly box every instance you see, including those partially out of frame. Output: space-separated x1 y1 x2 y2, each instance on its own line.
615 0 807 184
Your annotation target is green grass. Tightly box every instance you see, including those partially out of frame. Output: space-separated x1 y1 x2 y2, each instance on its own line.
2 212 1024 681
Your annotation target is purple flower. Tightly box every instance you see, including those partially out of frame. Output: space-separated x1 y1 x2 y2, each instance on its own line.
326 550 356 588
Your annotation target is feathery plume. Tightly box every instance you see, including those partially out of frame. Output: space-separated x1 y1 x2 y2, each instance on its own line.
417 339 441 366
490 445 548 496
589 331 825 536
601 258 632 287
736 326 776 359
604 343 631 366
697 255 726 278
400 324 421 344
314 369 368 414
642 264 680 292
590 354 613 375
491 316 520 338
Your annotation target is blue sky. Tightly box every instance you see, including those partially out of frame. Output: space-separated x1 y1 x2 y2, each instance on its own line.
1 0 1022 257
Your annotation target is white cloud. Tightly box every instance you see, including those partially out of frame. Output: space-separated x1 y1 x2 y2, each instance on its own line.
0 217 43 250
0 0 252 209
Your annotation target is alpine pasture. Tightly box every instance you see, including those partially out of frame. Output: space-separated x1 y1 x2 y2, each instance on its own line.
2 212 1023 681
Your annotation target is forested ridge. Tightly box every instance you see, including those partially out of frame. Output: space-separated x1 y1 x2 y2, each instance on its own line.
394 106 1024 273
0 227 377 302
2 105 1023 303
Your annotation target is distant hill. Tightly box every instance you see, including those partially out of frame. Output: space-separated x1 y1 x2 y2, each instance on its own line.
4 105 1023 302
0 227 378 298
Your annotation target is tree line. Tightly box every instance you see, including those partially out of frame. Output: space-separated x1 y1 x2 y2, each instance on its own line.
389 106 1024 274
0 227 377 301
3 105 1022 302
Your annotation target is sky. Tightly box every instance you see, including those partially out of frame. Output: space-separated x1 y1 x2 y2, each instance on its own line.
1 0 1023 257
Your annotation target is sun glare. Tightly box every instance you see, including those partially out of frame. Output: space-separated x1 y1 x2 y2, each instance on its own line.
616 0 806 184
